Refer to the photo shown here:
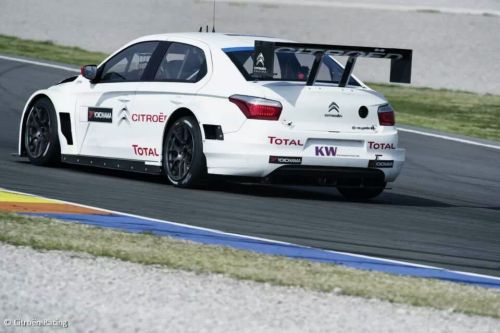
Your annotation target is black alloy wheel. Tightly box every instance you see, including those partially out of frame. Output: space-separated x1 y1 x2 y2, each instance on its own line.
25 98 60 165
163 116 206 188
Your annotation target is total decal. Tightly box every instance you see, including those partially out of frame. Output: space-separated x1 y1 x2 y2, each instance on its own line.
132 113 168 123
268 136 304 146
132 144 160 157
368 141 396 150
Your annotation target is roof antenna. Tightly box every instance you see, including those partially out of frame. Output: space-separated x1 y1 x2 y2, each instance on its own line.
199 26 202 32
206 25 208 32
212 0 216 32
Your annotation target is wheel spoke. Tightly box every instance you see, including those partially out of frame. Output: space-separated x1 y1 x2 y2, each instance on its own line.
166 122 196 181
26 105 52 159
34 139 42 157
173 128 185 145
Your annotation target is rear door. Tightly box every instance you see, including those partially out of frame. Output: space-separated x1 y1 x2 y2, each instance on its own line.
75 41 160 159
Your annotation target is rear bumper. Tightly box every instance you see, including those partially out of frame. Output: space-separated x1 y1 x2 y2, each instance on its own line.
267 166 386 187
203 121 405 182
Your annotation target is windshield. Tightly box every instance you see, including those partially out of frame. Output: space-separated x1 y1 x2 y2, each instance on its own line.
224 48 360 86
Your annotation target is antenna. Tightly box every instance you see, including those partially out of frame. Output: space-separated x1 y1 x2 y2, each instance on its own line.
212 0 216 32
206 25 208 32
199 26 202 32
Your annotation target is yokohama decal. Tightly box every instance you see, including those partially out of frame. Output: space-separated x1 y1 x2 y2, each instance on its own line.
368 160 394 168
269 156 302 165
88 107 112 123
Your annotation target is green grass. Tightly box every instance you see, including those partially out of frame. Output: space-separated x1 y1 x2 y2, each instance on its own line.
371 83 500 141
0 35 106 66
1 34 499 141
1 212 499 318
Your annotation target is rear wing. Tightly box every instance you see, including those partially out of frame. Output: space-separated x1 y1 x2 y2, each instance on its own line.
253 41 412 86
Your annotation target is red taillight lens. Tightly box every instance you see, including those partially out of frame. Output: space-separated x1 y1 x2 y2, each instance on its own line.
378 104 395 126
229 95 282 121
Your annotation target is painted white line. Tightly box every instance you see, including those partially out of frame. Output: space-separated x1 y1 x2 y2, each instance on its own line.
0 55 79 73
398 128 500 150
2 186 500 283
212 0 500 17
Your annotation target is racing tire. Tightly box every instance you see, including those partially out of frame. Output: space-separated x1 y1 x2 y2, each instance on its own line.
163 116 206 188
24 98 60 166
337 184 386 200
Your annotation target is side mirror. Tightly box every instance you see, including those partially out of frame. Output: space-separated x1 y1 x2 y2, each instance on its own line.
80 65 97 81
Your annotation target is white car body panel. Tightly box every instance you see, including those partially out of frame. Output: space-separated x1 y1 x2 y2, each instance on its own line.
18 32 406 184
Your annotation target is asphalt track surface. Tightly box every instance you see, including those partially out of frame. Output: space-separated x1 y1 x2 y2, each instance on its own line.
1 58 499 277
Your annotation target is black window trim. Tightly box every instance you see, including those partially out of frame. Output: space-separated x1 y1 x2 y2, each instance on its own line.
94 41 164 84
224 50 360 86
151 41 208 83
93 41 208 84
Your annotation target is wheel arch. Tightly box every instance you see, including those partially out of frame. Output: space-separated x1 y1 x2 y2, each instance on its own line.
18 93 53 156
162 107 200 145
161 107 207 175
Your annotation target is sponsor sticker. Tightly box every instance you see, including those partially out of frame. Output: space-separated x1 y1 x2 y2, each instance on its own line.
275 47 404 60
368 160 394 168
269 156 302 165
268 136 304 146
88 107 112 123
313 146 357 157
253 42 275 78
368 141 396 150
352 125 376 131
315 146 338 157
132 113 168 123
132 144 160 157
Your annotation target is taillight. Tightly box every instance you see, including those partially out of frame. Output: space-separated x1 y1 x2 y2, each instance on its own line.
378 104 395 126
229 95 282 121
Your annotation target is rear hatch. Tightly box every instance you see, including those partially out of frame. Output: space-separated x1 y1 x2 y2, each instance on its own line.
258 82 385 134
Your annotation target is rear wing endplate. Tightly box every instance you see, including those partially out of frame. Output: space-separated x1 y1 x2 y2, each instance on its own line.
253 41 412 86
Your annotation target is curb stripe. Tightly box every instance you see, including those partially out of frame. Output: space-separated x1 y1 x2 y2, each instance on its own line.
19 211 500 288
2 188 500 289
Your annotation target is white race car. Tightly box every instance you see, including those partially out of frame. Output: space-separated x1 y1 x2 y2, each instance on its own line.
18 33 412 199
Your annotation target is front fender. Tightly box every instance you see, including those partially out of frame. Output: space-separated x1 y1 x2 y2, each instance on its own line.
18 88 77 156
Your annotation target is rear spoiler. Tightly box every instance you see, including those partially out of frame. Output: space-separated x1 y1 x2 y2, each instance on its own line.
253 41 412 86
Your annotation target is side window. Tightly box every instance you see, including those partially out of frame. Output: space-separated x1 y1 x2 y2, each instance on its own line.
99 42 159 82
154 43 207 82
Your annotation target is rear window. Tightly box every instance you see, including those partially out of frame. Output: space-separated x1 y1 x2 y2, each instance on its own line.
225 48 359 86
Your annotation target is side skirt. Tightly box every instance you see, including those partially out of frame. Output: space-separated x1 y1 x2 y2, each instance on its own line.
61 155 162 175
